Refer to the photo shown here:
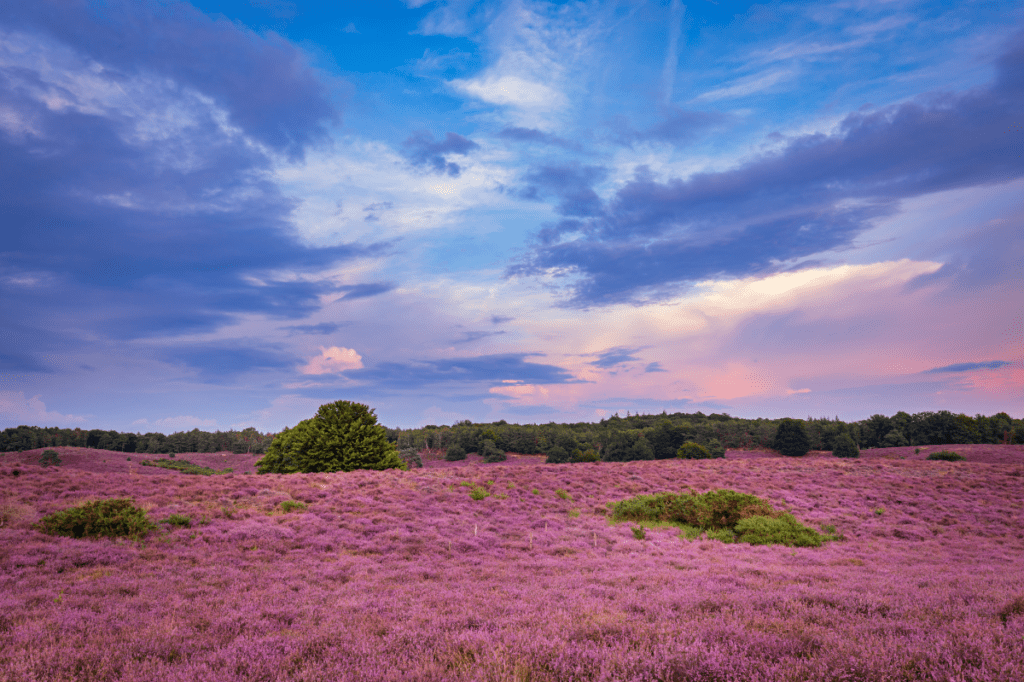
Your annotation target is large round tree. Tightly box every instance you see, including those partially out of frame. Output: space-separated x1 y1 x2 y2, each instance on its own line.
772 418 811 457
256 400 406 474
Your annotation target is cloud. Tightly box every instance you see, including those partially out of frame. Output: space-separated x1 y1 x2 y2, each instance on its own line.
691 69 795 102
345 353 580 387
612 108 730 147
163 344 296 382
644 362 667 373
453 331 506 344
511 30 1024 306
449 74 567 110
0 391 87 428
490 315 514 324
922 360 1011 374
519 163 607 219
589 347 642 369
497 126 578 149
280 322 347 335
301 346 364 375
130 415 218 430
401 130 480 177
338 283 395 300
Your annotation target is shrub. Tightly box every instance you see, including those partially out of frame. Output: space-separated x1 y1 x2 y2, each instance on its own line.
256 400 406 474
445 444 467 461
469 486 489 501
927 450 965 461
545 445 570 464
480 439 506 463
39 449 62 467
998 596 1024 625
832 433 860 459
164 514 191 527
773 418 811 457
398 448 423 468
705 438 726 458
35 498 155 541
631 526 646 540
140 459 228 475
610 489 826 547
575 448 600 463
279 500 307 513
676 442 712 459
555 488 573 501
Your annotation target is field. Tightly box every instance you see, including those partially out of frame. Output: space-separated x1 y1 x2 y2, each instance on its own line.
2 445 1023 681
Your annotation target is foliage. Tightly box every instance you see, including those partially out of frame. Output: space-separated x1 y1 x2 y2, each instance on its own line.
39 449 62 467
279 500 307 513
469 486 489 500
773 419 811 457
676 442 712 459
398 448 423 468
602 430 654 462
480 439 506 463
927 450 965 461
705 438 725 458
831 433 860 459
631 526 646 540
545 445 570 464
256 401 406 474
35 498 155 540
555 488 572 501
164 514 191 527
575 448 600 463
444 444 467 461
140 458 230 475
609 489 825 547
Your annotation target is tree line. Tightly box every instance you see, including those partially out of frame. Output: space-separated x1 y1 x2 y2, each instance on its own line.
0 426 275 455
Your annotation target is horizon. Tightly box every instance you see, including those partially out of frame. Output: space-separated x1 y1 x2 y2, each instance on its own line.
2 0 1022 432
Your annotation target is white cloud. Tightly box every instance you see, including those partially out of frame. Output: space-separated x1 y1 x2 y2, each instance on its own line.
300 346 364 375
130 415 218 430
691 69 795 102
448 74 567 109
0 392 87 427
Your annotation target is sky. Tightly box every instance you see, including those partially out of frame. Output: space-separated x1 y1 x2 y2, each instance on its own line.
1 0 1022 433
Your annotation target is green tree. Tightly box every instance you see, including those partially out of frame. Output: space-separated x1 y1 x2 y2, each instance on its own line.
676 442 712 459
480 439 506 463
831 432 859 458
773 418 810 457
256 401 406 474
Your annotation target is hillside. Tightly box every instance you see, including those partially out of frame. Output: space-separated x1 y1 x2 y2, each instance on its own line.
2 447 1023 680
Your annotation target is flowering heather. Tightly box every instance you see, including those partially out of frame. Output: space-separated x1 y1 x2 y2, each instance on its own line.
1 446 1023 680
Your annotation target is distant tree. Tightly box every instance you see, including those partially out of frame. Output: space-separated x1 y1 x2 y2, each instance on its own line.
881 429 909 447
39 449 62 467
773 419 811 457
444 444 467 461
676 442 712 459
831 433 860 459
705 438 726 458
545 445 570 464
480 439 506 463
256 400 406 474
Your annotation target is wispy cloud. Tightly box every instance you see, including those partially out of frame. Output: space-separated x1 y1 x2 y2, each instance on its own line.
923 361 1011 374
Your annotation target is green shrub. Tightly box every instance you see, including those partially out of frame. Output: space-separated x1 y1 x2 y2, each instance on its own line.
398 448 423 468
773 418 811 457
140 459 229 475
555 488 572 501
469 486 489 500
445 444 467 461
927 450 964 461
164 514 191 527
676 442 712 459
480 439 506 463
575 448 600 463
831 433 860 459
705 438 726 458
35 498 155 540
545 445 570 464
39 449 62 467
631 526 646 540
279 500 307 513
610 489 826 547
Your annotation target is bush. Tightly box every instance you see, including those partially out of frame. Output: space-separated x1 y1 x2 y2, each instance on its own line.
555 488 572 501
39 449 62 467
631 526 646 540
279 500 307 513
545 445 570 464
164 514 191 527
575 448 600 463
256 400 406 474
832 433 860 459
705 439 726 458
469 486 489 500
927 450 965 461
773 418 811 457
140 458 228 475
609 489 826 547
676 442 712 459
398 448 423 468
480 439 506 463
35 498 155 541
444 444 467 461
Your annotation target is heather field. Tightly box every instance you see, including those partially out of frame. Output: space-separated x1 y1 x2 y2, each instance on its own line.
2 447 1024 681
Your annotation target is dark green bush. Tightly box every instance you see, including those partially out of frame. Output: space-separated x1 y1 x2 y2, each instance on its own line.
676 442 712 459
927 450 965 461
705 438 726 458
279 500 307 513
545 445 570 464
480 439 506 463
35 498 155 541
773 418 811 457
444 444 467 461
39 449 62 467
574 448 600 463
832 433 860 459
469 486 489 500
140 458 228 475
164 514 191 527
609 489 826 548
398 448 423 468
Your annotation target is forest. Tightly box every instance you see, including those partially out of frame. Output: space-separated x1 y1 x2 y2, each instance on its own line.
3 409 1018 460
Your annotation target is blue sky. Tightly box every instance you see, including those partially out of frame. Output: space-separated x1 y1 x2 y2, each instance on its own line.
1 0 1022 432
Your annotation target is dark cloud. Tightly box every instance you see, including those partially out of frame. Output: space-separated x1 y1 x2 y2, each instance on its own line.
519 164 607 219
338 283 395 300
511 31 1024 306
2 0 338 159
163 344 296 382
280 322 347 335
490 315 514 324
345 353 580 387
644 362 667 373
612 107 729 147
589 347 642 368
453 331 507 344
922 361 1011 374
401 131 480 177
497 127 579 150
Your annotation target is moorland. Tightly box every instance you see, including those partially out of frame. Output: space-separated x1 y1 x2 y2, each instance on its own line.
1 444 1023 681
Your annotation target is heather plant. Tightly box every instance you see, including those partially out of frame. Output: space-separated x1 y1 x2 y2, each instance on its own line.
773 418 811 457
832 432 860 458
257 400 406 473
928 450 965 461
39 449 62 467
445 444 467 461
676 442 712 459
34 498 155 540
998 596 1024 624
